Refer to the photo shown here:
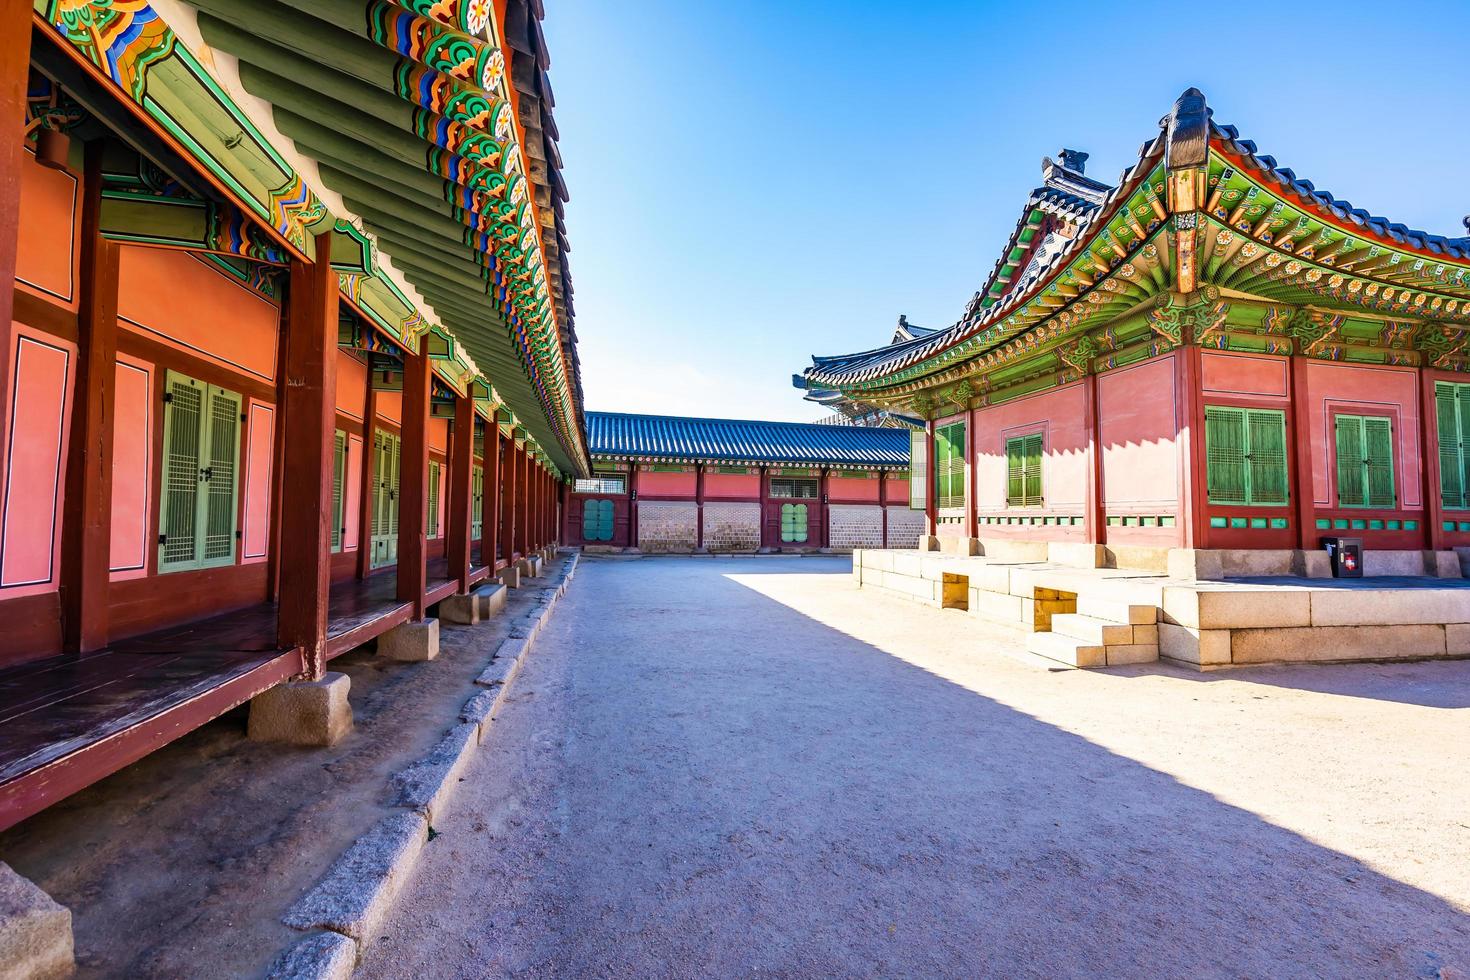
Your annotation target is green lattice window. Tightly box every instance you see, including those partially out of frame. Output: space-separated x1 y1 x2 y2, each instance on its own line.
1334 414 1395 509
935 421 966 510
158 371 242 573
1204 407 1288 506
574 472 626 494
1005 433 1043 507
770 478 817 499
582 498 614 542
1435 382 1470 509
780 502 809 543
909 429 927 510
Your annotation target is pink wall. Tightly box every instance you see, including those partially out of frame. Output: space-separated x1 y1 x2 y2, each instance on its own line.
344 434 363 551
336 351 366 421
1099 354 1181 515
241 401 275 564
1305 362 1421 509
637 467 696 496
974 383 1089 513
884 473 907 502
377 390 402 426
15 149 78 307
828 475 879 502
430 418 448 454
117 248 280 383
109 355 153 579
703 472 759 498
0 328 75 594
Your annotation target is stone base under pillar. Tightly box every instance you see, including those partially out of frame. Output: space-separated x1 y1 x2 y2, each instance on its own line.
247 672 353 746
438 583 507 625
497 565 521 589
378 618 440 661
515 555 542 578
0 863 72 980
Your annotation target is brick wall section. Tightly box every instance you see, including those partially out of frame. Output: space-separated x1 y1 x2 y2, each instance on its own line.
636 501 698 553
886 506 926 549
703 501 760 552
828 504 883 550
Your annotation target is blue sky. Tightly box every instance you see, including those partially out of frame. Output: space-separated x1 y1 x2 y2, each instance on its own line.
543 1 1469 422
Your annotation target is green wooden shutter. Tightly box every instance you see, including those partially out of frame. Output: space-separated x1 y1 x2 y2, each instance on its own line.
936 422 966 510
780 502 808 543
1205 407 1248 505
427 460 441 538
387 434 400 562
1022 433 1043 506
1436 383 1465 509
331 430 346 552
1005 437 1023 505
199 386 241 567
1362 417 1396 508
1245 410 1288 505
1335 415 1366 507
908 429 927 510
160 373 204 570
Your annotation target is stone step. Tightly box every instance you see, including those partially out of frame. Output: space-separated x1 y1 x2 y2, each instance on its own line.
1075 595 1158 625
1050 613 1134 646
1103 643 1160 666
1025 630 1105 668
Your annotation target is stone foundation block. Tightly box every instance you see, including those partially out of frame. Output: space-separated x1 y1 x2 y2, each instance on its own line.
919 535 940 552
1105 643 1159 666
1309 588 1470 628
497 565 521 589
283 812 427 944
1167 548 1225 582
438 583 507 625
248 673 353 746
1446 623 1470 656
1291 550 1333 578
516 555 542 579
378 619 440 662
265 931 357 980
971 590 1022 624
1362 549 1433 577
1428 549 1463 578
1231 624 1446 664
1162 586 1311 630
0 863 72 980
937 535 980 556
1158 624 1231 666
1048 542 1106 569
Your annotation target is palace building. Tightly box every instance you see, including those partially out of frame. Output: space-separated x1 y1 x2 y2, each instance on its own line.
798 90 1470 670
563 411 917 553
0 1 577 833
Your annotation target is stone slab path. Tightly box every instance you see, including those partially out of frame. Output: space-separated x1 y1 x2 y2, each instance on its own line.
360 556 1470 978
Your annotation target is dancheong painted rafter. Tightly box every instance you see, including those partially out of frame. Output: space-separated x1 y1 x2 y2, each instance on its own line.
798 89 1470 414
37 0 587 474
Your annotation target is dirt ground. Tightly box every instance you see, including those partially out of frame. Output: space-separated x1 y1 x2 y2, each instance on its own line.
361 555 1470 979
0 556 573 979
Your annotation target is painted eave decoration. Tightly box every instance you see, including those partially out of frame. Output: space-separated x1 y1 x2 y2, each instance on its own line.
37 0 588 476
799 89 1470 416
587 412 911 470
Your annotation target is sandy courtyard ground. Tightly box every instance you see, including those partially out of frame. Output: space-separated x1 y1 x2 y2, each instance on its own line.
359 555 1470 978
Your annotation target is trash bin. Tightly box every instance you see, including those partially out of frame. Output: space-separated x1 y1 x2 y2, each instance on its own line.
1321 537 1363 578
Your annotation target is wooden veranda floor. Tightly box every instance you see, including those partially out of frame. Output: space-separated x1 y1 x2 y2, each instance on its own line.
0 559 486 832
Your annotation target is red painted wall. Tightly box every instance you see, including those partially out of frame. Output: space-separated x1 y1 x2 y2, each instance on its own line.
637 467 696 498
14 148 78 309
1099 354 1183 546
973 384 1088 541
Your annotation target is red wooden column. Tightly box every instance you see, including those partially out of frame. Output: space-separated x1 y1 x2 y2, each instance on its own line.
0 9 31 360
514 444 530 555
628 465 640 548
758 465 770 549
924 421 938 539
818 466 830 548
446 391 474 592
964 420 979 541
1288 354 1317 551
60 141 121 654
481 411 501 567
695 463 706 550
396 346 431 619
879 469 890 547
500 429 519 559
532 460 544 549
1083 372 1106 545
1419 369 1446 552
277 232 339 679
355 378 378 578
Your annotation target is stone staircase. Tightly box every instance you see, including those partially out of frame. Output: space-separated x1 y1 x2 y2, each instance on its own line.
1025 600 1159 668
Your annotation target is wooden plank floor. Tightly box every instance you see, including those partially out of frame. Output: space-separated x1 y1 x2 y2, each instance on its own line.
0 564 476 831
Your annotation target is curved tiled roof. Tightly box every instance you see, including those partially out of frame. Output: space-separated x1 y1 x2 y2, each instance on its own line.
587 412 910 467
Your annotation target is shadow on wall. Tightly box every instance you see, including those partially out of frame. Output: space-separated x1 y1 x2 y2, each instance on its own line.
563 556 1469 976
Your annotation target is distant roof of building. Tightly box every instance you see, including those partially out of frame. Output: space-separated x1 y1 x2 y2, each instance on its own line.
586 412 910 468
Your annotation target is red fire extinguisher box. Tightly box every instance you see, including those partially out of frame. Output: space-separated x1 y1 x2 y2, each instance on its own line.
1321 537 1363 578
